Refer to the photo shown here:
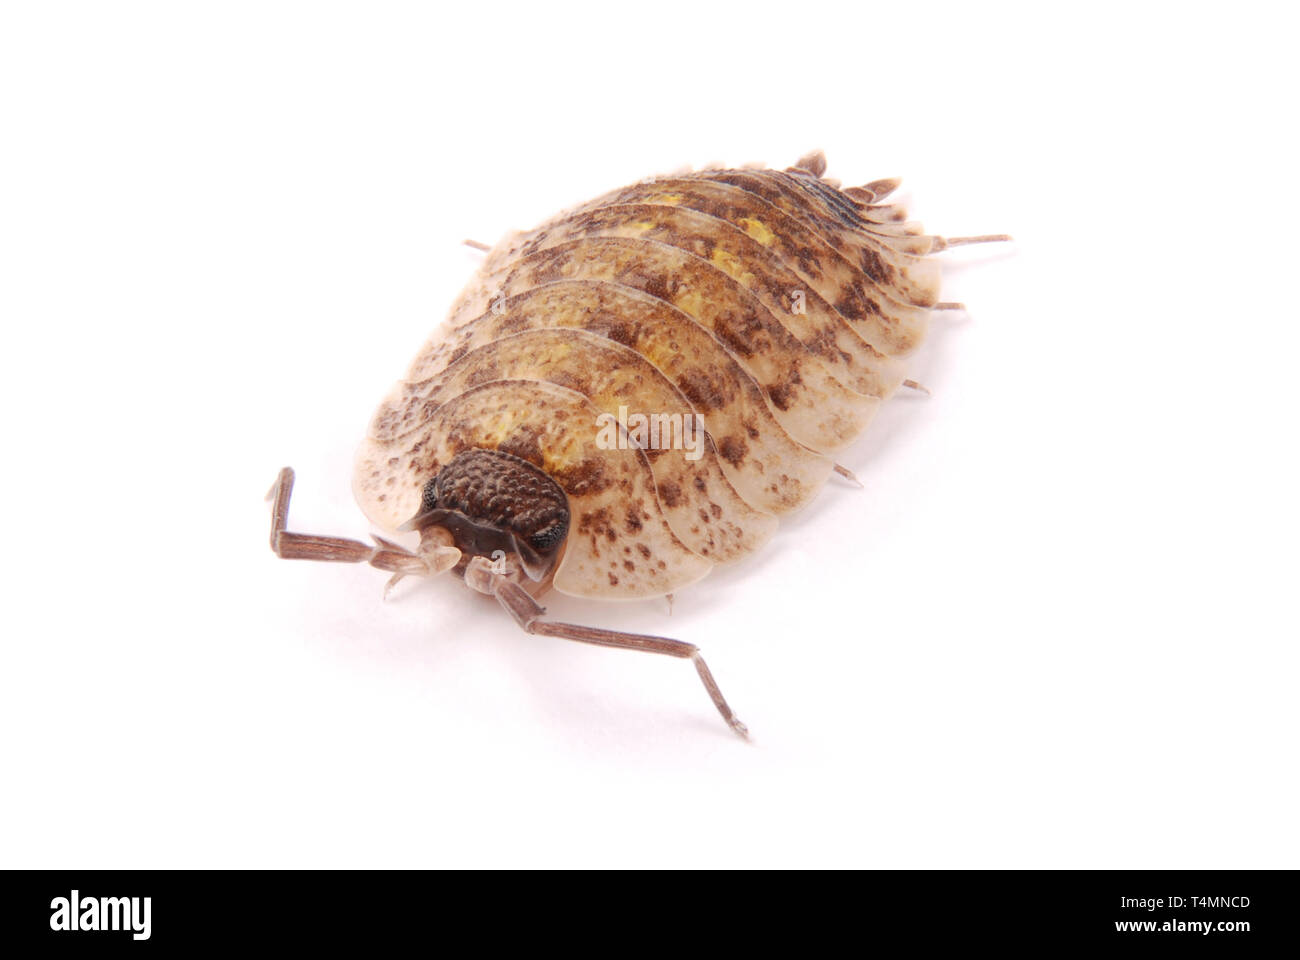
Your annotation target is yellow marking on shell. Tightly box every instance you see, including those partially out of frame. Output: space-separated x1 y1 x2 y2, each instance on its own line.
649 192 685 205
481 410 522 445
640 342 679 375
585 386 619 414
672 286 707 320
541 449 577 473
619 219 658 236
536 431 583 474
709 248 757 288
536 341 573 365
738 217 775 246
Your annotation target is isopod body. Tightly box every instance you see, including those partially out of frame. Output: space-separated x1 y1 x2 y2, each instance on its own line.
268 151 1006 736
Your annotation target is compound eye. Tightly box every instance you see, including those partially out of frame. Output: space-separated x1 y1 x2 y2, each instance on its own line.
419 477 439 514
398 477 441 532
527 519 567 554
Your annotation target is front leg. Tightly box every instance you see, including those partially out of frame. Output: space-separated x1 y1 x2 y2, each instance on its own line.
266 467 437 578
467 557 749 739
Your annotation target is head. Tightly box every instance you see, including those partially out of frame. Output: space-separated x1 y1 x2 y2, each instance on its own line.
401 447 570 582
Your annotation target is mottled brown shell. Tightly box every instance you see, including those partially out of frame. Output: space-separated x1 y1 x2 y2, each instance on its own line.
354 152 969 600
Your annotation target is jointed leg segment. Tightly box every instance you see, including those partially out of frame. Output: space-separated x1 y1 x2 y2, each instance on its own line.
488 572 749 739
266 467 427 577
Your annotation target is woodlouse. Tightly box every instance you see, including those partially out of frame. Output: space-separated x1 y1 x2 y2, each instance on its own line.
267 151 1008 737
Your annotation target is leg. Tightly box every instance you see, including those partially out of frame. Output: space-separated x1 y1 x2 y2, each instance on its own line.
846 177 902 203
832 463 864 487
937 233 1013 248
486 569 749 739
266 467 427 577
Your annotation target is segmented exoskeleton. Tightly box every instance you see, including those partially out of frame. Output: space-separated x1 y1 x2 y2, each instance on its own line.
268 151 1007 737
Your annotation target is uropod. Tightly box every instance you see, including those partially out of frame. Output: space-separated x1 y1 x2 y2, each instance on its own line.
267 151 1008 737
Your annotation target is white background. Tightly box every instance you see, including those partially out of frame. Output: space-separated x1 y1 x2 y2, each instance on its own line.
2 2 1296 868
